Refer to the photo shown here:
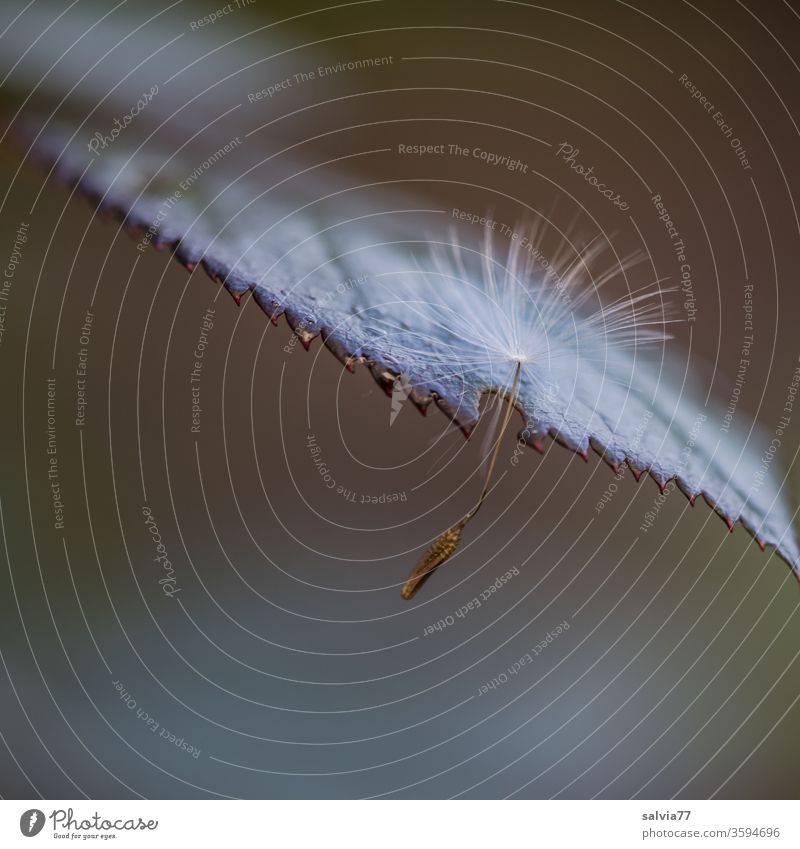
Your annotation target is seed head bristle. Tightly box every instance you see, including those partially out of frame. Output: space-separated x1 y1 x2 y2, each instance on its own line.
401 524 464 600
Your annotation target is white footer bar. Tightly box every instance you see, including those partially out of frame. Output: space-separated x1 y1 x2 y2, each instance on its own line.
1 799 796 848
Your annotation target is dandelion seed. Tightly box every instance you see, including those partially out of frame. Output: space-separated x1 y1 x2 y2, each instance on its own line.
361 223 673 424
5 0 797 584
402 361 523 599
383 228 675 597
402 524 465 600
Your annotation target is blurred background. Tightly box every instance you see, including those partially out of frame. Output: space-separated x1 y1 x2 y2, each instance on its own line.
0 0 799 799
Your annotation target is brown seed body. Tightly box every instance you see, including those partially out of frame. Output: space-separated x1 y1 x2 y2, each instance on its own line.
401 525 464 600
400 361 522 599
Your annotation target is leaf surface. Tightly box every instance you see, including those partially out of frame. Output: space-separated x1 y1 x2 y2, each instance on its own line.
2 0 797 577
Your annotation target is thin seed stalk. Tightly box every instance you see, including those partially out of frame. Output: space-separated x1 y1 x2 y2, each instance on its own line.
401 361 522 599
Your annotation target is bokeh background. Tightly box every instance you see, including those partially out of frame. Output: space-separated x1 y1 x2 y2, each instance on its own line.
0 0 799 799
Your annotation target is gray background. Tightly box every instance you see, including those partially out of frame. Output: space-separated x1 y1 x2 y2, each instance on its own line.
0 0 799 799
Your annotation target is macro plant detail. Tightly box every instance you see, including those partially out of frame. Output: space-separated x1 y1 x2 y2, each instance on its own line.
4 0 800 816
1 1 797 599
